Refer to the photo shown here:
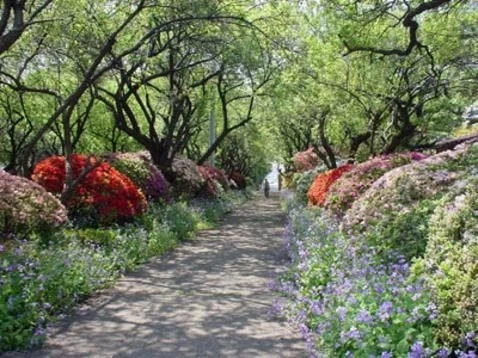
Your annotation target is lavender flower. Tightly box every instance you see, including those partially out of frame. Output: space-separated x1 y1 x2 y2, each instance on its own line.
465 333 477 348
409 341 425 358
356 309 373 325
437 348 449 358
336 306 347 321
378 301 393 321
33 326 46 336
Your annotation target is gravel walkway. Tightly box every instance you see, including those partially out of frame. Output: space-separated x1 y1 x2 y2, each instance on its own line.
15 197 304 358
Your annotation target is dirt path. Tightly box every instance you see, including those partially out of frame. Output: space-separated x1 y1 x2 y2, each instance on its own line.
18 197 304 357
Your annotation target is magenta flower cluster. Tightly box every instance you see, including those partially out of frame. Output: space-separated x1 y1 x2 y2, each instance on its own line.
0 170 68 234
325 152 426 215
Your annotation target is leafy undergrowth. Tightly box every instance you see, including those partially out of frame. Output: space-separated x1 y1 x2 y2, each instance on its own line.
0 191 248 352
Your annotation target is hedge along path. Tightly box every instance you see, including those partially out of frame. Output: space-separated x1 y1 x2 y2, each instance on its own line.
17 197 304 358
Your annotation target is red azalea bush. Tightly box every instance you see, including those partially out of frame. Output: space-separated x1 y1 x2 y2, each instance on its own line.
307 164 353 206
197 165 229 198
324 152 427 215
32 154 147 223
0 170 68 235
228 171 246 190
293 148 320 173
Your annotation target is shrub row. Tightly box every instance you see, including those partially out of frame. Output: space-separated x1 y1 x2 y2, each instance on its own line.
276 143 477 356
1 152 243 233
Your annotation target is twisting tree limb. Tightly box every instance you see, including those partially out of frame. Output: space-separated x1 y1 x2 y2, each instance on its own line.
343 0 454 57
0 0 53 55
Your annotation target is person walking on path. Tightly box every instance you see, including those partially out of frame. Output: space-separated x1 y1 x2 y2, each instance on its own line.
278 168 283 191
263 178 270 198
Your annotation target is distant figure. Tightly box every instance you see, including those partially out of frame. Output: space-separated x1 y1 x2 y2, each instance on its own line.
278 168 283 191
263 178 270 198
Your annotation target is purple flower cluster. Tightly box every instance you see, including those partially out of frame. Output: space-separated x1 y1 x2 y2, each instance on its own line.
271 202 477 357
146 168 170 202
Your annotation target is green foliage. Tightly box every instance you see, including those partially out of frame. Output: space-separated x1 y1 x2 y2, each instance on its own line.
292 167 325 205
161 203 199 241
412 184 478 346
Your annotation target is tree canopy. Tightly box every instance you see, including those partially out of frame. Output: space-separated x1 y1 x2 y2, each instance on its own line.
0 0 476 180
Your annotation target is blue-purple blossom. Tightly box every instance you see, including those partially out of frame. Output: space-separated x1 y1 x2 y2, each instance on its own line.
437 348 449 358
465 333 477 348
378 301 393 321
336 306 347 321
341 326 361 342
356 309 373 324
310 301 323 315
33 326 46 336
458 352 477 358
408 341 425 358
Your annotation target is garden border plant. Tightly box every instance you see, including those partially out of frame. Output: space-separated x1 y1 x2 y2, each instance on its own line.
0 189 249 352
271 143 478 357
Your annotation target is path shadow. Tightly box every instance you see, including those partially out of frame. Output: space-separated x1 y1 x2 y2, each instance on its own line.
8 198 304 358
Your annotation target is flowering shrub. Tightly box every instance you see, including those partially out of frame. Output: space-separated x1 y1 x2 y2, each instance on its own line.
293 148 319 172
32 154 147 223
169 156 204 198
343 143 478 260
197 165 229 198
228 171 246 190
412 183 478 347
0 170 68 235
307 164 353 206
105 152 170 202
292 167 324 205
272 201 476 357
325 152 426 216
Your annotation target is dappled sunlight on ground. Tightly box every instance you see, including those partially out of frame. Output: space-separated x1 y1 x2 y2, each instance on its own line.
10 198 304 358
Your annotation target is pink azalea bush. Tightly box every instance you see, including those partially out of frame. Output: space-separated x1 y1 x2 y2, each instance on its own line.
170 156 205 197
228 171 246 190
197 165 229 198
325 152 427 215
343 143 478 260
105 152 170 202
293 148 319 173
0 170 68 235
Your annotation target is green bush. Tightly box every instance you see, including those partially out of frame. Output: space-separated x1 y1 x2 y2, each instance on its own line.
411 184 478 347
161 202 199 241
292 166 324 205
